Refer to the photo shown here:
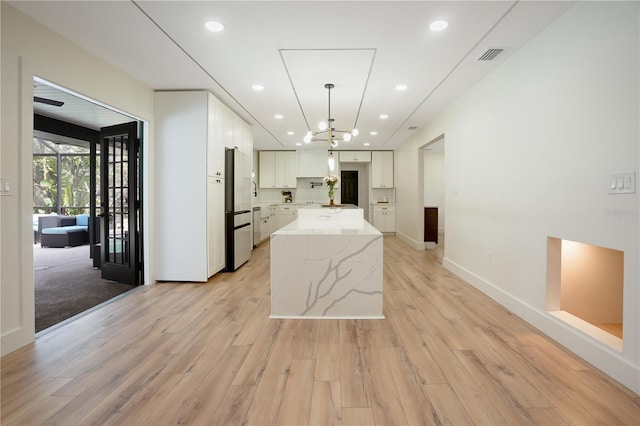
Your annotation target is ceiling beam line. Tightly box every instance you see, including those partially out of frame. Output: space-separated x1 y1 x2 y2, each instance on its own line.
383 0 521 146
130 0 284 147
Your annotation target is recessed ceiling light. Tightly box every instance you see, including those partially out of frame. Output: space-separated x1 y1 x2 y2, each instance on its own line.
295 142 302 146
274 114 283 119
252 84 264 91
379 114 389 119
205 21 225 32
364 143 371 146
370 131 378 136
429 20 449 32
395 84 408 91
287 131 295 135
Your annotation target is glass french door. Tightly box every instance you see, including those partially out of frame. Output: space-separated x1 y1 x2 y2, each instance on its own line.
99 122 141 285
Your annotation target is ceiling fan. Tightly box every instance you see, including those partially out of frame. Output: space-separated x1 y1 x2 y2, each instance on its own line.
34 96 64 107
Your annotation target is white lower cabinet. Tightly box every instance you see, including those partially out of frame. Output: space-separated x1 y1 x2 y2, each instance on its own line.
259 205 277 242
278 205 297 229
208 177 225 276
372 205 395 233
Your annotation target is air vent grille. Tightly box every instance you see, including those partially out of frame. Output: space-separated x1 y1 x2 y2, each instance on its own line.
478 48 504 61
408 126 418 131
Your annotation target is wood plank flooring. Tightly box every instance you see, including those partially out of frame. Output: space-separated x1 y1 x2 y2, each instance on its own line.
2 236 638 425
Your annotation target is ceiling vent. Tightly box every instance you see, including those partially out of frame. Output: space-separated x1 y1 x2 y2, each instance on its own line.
408 126 418 131
478 48 504 61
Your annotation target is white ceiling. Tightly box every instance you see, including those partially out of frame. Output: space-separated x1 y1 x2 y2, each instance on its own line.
15 1 575 150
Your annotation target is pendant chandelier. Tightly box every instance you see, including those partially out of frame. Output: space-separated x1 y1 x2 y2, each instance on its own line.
303 83 359 149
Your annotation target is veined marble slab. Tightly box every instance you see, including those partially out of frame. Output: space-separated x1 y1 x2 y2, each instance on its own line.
270 210 383 319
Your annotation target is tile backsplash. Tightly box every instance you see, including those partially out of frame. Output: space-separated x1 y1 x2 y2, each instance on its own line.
258 178 340 203
255 178 395 205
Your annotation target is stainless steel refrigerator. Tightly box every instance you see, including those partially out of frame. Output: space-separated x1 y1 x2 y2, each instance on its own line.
225 147 252 271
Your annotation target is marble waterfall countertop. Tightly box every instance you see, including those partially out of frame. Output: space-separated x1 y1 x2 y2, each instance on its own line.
273 206 379 235
270 207 383 319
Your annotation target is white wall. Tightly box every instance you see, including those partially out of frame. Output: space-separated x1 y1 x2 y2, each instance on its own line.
1 4 155 355
396 1 639 393
424 151 445 231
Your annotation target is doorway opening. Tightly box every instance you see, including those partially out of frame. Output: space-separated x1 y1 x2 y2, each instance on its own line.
546 236 624 351
32 78 143 333
341 170 359 205
420 135 445 250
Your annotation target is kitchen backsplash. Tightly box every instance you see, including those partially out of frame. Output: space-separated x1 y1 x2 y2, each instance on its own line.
257 178 340 203
255 178 395 204
371 188 395 203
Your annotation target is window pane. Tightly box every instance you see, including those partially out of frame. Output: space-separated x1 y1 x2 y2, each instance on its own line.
33 155 57 212
56 143 89 154
61 155 90 214
33 138 56 154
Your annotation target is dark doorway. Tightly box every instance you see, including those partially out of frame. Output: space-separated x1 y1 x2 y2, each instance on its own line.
32 116 138 333
341 170 358 206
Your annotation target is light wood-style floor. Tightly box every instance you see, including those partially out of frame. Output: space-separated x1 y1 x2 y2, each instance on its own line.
2 236 638 425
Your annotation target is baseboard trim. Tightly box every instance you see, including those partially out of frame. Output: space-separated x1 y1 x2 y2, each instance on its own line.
443 256 640 394
1 327 34 357
396 231 425 250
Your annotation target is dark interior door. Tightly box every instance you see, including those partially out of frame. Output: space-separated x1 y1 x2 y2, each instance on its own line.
341 170 358 206
100 122 141 285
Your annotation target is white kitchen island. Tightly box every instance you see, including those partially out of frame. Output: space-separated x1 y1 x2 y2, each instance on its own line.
270 206 384 319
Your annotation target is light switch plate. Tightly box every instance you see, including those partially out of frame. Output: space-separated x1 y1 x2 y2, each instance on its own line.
608 172 635 194
0 178 12 196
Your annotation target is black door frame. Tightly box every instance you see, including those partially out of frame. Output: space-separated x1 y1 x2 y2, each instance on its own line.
99 121 143 285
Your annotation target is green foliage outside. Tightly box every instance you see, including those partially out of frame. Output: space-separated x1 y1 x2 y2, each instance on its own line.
33 155 58 213
33 139 92 215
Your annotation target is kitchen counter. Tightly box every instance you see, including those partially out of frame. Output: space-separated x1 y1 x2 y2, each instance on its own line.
270 208 383 319
276 206 375 234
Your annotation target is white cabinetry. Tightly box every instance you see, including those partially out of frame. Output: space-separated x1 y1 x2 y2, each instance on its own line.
259 151 276 188
277 204 297 229
258 205 277 242
155 91 252 281
276 151 297 188
297 149 328 177
207 176 225 275
372 205 395 233
207 97 225 178
259 151 297 188
371 151 394 188
339 151 371 163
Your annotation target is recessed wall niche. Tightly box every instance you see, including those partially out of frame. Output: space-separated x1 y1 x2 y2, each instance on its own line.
546 237 624 350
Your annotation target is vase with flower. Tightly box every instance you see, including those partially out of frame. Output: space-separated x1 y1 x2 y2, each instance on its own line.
323 174 340 206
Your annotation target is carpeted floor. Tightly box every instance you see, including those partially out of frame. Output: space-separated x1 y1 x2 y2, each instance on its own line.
34 244 136 332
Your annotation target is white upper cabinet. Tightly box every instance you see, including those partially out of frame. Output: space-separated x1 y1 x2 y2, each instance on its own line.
259 151 297 188
297 149 328 177
259 151 276 188
276 151 297 188
339 151 371 163
224 109 236 150
371 151 394 188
